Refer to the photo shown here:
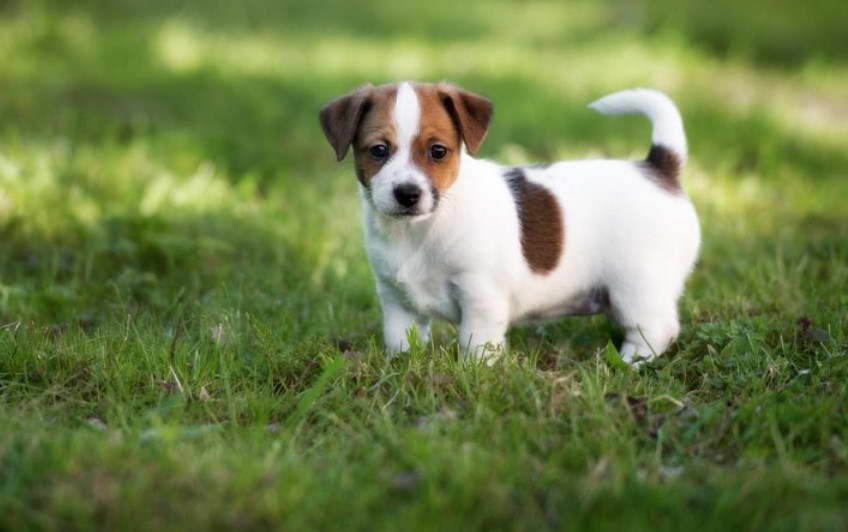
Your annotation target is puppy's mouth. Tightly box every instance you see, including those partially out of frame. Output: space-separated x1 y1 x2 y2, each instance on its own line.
387 207 433 218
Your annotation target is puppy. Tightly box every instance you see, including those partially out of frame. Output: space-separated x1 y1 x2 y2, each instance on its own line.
319 82 700 365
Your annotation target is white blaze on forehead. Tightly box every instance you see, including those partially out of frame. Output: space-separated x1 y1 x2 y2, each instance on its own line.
368 81 434 217
392 82 420 150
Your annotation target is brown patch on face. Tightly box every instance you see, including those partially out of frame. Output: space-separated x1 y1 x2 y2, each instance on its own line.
321 81 492 207
409 85 463 194
641 144 682 194
319 84 400 188
504 168 564 274
349 85 397 187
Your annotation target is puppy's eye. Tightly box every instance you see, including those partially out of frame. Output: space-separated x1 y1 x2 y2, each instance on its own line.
368 144 389 159
430 144 448 160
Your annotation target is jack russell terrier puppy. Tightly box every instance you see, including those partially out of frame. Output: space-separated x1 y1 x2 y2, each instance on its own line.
319 82 700 365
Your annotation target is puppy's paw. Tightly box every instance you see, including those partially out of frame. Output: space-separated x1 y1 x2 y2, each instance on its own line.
462 340 506 366
619 341 656 368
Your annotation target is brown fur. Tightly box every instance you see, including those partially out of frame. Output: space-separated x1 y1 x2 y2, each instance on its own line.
410 85 464 193
351 85 398 187
642 144 682 193
319 84 373 162
318 84 398 186
437 83 493 155
505 168 564 274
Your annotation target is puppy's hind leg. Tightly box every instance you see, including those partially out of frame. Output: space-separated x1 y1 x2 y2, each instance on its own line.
609 288 680 366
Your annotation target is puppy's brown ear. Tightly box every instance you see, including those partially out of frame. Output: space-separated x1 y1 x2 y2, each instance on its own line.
438 84 493 155
319 84 373 161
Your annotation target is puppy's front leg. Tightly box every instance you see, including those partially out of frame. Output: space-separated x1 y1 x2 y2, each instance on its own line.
377 282 430 355
453 275 509 364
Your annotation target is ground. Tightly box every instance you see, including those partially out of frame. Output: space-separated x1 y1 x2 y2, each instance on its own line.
1 0 847 530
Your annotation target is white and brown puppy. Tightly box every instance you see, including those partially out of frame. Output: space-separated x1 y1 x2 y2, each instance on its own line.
319 82 700 365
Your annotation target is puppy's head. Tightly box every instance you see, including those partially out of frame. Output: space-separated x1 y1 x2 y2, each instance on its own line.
320 82 493 218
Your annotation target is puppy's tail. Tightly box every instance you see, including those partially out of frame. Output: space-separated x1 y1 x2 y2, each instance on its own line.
588 88 687 184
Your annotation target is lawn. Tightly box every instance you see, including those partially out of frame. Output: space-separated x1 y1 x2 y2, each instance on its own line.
1 0 847 530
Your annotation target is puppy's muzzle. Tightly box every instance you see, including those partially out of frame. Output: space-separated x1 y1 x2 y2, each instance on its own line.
393 183 422 208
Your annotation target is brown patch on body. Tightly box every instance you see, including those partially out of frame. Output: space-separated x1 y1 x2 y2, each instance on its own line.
504 168 564 274
642 144 682 193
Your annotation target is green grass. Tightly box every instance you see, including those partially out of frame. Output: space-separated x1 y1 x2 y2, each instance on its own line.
1 0 847 530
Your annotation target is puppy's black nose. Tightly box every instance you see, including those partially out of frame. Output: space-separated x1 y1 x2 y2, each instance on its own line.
393 183 422 208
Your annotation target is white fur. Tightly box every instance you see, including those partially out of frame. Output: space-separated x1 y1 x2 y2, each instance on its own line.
361 86 700 365
393 82 420 147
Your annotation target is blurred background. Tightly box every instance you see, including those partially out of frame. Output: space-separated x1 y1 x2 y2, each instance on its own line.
0 0 846 333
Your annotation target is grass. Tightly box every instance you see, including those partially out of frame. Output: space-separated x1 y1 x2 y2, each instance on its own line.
1 0 847 529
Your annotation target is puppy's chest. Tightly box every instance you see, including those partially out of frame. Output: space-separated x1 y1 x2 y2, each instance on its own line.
371 239 460 322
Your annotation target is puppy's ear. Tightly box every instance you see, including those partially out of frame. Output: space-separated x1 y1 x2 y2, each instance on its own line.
438 84 493 155
319 84 373 161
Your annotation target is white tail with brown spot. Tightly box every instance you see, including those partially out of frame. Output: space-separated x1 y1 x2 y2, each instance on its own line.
588 88 687 165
